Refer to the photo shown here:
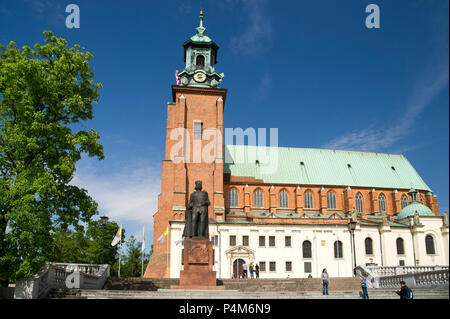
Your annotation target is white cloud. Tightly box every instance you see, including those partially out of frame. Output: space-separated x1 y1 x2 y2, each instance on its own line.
71 157 161 230
230 0 272 56
251 72 272 102
322 55 449 152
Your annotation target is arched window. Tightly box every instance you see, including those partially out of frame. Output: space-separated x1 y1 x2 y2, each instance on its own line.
304 191 314 209
401 194 408 209
279 190 289 208
327 191 336 209
356 192 364 213
229 188 238 207
425 235 435 254
196 55 205 68
302 240 312 258
378 193 386 212
396 238 405 255
365 237 373 255
334 241 343 258
253 189 263 208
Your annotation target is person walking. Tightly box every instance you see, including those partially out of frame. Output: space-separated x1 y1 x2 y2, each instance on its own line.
321 268 329 295
242 262 248 279
395 281 413 299
255 263 260 278
360 275 369 299
249 262 254 278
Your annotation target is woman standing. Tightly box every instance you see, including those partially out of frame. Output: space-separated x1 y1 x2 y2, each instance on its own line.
321 268 329 295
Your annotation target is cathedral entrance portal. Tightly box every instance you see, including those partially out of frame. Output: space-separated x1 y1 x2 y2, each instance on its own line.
225 245 255 279
232 259 245 279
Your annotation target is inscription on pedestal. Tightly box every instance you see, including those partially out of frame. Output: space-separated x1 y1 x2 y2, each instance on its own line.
188 244 209 264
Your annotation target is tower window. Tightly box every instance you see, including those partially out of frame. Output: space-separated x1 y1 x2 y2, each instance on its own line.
196 55 205 69
194 122 203 140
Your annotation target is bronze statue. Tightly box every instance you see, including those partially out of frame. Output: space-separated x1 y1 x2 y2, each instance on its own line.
182 180 210 239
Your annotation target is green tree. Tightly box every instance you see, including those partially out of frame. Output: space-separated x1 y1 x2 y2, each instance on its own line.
116 235 150 278
52 220 121 266
0 31 104 285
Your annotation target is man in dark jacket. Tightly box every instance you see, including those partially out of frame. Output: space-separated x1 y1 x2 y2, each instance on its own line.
395 281 413 299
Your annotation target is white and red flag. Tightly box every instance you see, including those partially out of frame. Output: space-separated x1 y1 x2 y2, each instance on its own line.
175 70 180 85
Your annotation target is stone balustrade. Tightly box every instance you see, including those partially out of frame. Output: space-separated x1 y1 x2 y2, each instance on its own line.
13 263 110 299
378 270 449 289
356 265 449 289
365 265 448 277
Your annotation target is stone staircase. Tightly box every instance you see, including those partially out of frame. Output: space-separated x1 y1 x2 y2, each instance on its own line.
104 277 179 291
47 277 449 299
48 287 449 299
219 278 361 292
104 277 360 292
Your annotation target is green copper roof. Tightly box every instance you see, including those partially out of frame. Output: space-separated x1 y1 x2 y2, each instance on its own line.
398 202 435 219
398 189 435 219
224 145 431 191
182 10 217 47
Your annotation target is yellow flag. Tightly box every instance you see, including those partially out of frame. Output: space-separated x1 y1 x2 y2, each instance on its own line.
111 225 122 246
163 227 168 237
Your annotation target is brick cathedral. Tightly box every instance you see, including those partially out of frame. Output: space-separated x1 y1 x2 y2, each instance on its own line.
144 11 447 279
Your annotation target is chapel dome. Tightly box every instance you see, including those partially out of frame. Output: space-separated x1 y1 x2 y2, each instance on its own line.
398 188 435 220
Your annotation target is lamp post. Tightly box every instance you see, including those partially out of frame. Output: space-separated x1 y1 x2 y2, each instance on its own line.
348 220 357 276
100 215 109 264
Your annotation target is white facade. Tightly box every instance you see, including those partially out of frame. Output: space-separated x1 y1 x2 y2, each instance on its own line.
168 215 449 279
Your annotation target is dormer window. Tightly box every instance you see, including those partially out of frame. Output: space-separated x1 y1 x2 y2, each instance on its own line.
196 55 205 69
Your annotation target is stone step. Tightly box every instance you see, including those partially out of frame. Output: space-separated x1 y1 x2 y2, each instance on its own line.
49 288 449 299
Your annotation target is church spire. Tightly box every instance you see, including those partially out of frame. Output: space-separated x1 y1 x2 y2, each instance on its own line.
196 9 206 36
178 10 223 88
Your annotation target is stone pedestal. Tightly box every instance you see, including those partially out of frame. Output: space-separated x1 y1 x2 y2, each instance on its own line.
171 238 225 290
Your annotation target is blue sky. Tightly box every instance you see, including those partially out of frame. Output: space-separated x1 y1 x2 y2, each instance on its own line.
0 0 448 252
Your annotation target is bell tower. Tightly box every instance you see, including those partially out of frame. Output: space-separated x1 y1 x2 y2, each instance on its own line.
178 10 224 88
144 10 227 278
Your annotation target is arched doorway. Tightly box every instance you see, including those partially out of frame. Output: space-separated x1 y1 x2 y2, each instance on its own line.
233 259 245 279
226 245 255 279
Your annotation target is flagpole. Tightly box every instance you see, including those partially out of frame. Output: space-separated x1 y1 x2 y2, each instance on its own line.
118 235 121 278
141 226 145 278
